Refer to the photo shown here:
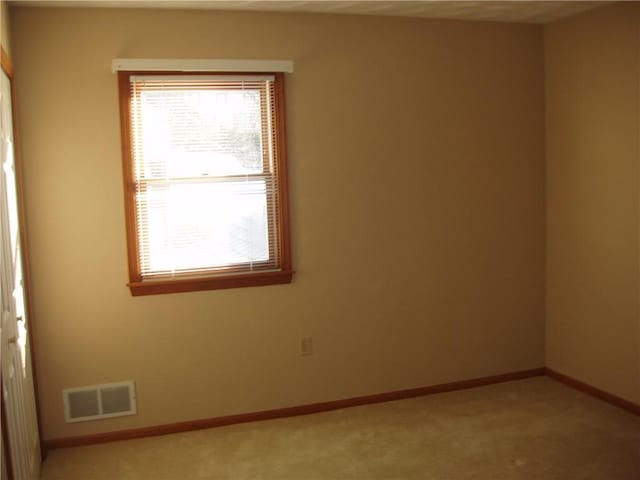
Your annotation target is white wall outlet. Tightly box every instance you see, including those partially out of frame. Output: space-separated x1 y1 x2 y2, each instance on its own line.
300 336 313 356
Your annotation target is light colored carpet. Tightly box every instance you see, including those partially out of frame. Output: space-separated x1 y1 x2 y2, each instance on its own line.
40 377 640 479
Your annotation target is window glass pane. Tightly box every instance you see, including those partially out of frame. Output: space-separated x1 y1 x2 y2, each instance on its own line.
139 180 269 274
137 88 264 178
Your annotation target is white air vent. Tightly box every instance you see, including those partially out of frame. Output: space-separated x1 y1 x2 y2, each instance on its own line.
63 381 137 423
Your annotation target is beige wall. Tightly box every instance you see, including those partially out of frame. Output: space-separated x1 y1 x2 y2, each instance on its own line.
11 7 545 440
545 3 640 405
1 0 10 54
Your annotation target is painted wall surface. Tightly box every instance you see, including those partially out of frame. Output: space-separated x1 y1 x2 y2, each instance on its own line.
1 0 10 54
545 3 640 405
11 7 545 440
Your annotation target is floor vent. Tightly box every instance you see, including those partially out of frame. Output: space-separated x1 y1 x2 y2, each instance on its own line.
63 381 136 423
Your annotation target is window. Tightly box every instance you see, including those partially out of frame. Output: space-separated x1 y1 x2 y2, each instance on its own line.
118 72 293 295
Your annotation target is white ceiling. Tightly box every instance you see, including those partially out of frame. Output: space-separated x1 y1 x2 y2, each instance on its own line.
8 0 608 24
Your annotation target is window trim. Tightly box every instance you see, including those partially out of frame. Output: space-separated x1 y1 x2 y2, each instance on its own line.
117 71 293 296
111 58 294 73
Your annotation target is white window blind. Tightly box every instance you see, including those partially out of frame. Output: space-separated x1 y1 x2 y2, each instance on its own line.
127 74 283 279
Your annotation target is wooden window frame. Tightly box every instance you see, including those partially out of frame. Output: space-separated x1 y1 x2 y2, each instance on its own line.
117 71 293 296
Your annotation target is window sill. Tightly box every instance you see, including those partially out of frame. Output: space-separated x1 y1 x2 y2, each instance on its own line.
128 270 294 296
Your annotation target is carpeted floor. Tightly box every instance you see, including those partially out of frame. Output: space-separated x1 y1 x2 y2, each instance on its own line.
40 377 640 479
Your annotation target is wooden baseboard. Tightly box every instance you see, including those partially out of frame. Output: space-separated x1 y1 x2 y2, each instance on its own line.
43 368 544 451
42 367 640 452
544 368 640 416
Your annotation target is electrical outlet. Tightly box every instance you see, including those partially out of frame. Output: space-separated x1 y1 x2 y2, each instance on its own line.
300 336 313 356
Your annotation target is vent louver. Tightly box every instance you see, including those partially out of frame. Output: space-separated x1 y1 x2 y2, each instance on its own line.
63 381 136 423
